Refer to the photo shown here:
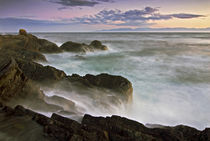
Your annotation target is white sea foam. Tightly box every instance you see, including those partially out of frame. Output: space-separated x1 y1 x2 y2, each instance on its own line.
35 32 210 130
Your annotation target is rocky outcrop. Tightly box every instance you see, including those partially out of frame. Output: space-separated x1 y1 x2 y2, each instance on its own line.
16 59 66 83
89 40 108 50
38 39 62 53
82 114 210 141
60 40 108 53
68 73 133 103
0 104 209 141
0 29 62 54
0 46 47 62
60 41 90 53
0 58 27 100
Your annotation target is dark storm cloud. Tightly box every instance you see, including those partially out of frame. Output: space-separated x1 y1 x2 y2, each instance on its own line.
70 7 205 26
48 0 113 7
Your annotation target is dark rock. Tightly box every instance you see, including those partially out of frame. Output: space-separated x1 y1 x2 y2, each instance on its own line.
60 41 91 53
38 39 62 53
51 113 81 132
82 114 210 141
60 40 108 53
0 105 209 141
199 128 210 141
90 40 108 50
68 73 133 103
16 59 66 83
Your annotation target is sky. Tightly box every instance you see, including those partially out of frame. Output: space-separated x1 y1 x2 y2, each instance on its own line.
0 0 210 32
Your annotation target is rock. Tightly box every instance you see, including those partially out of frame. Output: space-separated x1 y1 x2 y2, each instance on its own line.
68 73 133 103
199 128 210 141
60 40 108 53
19 29 27 36
90 40 108 50
0 47 47 62
0 105 209 141
16 59 66 83
0 58 28 100
0 30 62 54
82 114 209 141
38 39 62 53
60 41 91 53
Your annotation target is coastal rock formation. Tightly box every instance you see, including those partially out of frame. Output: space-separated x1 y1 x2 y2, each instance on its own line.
0 58 27 100
82 114 210 141
0 29 62 54
0 104 209 141
68 73 133 103
1 30 208 141
60 41 91 53
38 38 62 53
16 59 66 83
89 40 108 50
0 46 47 62
0 30 133 111
60 40 108 53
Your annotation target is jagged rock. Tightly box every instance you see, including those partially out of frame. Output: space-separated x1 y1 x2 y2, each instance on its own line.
0 105 209 141
16 59 66 83
0 58 27 100
82 114 210 141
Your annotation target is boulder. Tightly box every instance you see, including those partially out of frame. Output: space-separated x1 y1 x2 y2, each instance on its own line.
60 41 91 53
60 40 108 53
90 40 108 50
19 29 27 36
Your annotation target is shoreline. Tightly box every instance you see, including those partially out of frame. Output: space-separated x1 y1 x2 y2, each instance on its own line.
0 29 209 140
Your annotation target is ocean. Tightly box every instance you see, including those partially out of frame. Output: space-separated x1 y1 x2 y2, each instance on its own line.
33 32 210 130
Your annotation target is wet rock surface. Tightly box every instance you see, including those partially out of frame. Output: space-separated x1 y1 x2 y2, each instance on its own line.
0 104 209 141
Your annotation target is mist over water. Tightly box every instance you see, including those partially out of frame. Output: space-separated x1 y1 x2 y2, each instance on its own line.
34 32 210 130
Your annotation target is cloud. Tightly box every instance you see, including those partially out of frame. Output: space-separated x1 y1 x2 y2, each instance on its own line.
69 7 205 26
0 7 206 32
48 0 113 7
100 27 210 32
170 13 205 19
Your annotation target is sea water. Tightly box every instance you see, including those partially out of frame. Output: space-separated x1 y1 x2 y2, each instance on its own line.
33 32 210 130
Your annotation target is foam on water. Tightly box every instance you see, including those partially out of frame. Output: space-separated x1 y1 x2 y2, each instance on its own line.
36 32 210 130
